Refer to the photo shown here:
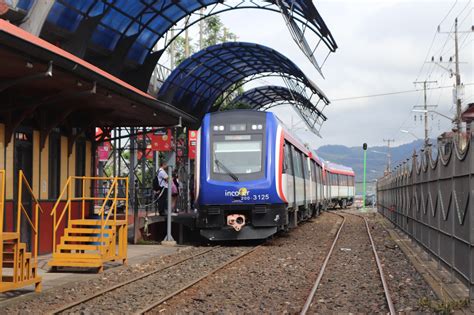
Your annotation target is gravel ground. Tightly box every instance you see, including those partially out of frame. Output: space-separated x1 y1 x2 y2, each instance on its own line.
61 246 252 314
147 212 342 314
310 212 388 313
366 212 439 313
2 210 441 314
1 246 207 314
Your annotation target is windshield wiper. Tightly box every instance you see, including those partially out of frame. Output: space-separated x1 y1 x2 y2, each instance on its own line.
215 159 239 182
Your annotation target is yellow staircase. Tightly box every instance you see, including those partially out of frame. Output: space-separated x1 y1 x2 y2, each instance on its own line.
48 176 128 272
1 170 43 293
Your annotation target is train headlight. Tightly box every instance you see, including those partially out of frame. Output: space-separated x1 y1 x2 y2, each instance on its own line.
251 124 257 130
257 124 263 130
213 126 219 131
219 125 224 131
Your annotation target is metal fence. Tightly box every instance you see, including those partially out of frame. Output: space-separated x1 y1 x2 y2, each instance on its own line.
377 135 474 299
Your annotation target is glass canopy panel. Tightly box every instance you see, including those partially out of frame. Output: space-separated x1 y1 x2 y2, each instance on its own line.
42 0 336 65
157 42 324 118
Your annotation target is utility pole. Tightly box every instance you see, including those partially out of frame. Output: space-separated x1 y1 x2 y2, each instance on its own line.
413 80 437 146
454 18 462 132
383 139 395 172
432 17 473 134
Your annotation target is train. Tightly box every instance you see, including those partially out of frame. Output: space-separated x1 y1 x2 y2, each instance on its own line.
195 110 355 241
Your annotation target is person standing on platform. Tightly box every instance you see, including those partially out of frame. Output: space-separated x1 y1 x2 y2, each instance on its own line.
171 171 180 213
156 161 169 216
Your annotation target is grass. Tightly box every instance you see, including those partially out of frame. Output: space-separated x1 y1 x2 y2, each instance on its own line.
418 297 470 314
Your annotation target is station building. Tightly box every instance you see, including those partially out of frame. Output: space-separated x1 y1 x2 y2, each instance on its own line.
0 20 195 254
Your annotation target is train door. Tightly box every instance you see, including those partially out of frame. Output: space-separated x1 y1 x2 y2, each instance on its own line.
310 161 316 203
13 129 33 250
302 156 308 210
284 143 296 209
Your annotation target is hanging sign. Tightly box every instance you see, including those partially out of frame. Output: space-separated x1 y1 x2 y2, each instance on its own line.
188 130 198 160
151 128 172 151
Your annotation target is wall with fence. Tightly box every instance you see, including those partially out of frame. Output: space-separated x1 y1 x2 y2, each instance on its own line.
377 135 474 299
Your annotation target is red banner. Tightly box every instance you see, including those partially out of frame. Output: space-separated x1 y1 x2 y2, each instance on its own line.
188 130 198 159
97 144 110 162
151 128 172 151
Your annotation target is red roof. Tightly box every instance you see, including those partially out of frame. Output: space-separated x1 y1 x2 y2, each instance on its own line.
0 19 154 101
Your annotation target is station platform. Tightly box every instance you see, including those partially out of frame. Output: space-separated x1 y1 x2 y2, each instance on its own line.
0 244 189 304
128 211 199 244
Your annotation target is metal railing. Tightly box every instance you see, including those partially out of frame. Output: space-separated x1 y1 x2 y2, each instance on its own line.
2 171 44 287
0 170 5 285
50 176 129 253
377 133 474 299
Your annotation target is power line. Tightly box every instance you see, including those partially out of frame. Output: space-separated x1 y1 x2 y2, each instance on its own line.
415 0 459 82
331 83 474 102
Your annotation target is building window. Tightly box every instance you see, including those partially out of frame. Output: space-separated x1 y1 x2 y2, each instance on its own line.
48 132 61 199
75 140 86 196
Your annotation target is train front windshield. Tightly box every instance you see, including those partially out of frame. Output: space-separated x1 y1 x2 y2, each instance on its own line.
213 138 262 174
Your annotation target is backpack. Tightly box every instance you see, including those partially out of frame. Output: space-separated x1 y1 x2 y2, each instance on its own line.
171 180 178 195
152 175 160 191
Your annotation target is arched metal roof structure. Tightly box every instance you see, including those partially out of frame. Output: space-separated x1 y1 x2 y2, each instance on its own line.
157 42 329 119
229 85 328 135
2 0 337 91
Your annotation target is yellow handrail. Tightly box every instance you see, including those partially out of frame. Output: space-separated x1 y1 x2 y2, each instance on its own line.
0 170 5 286
50 176 128 254
50 176 72 252
16 170 44 281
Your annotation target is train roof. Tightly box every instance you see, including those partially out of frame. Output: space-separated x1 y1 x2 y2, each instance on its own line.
324 161 355 176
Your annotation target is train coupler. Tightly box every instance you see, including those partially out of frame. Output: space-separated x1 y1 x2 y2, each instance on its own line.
227 214 246 231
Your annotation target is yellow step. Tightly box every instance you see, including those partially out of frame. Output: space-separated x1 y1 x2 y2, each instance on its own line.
2 258 32 268
52 252 102 260
1 232 19 241
62 236 113 243
70 220 118 226
57 244 101 251
65 228 113 235
3 251 31 258
48 260 103 268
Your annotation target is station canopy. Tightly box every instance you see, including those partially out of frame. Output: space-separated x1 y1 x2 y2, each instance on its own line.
157 42 330 120
229 85 328 134
3 0 337 91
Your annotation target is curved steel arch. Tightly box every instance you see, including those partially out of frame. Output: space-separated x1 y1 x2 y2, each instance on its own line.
34 1 336 72
229 85 328 135
157 42 328 119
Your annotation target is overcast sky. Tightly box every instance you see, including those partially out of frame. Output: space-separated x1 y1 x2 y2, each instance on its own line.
215 0 473 148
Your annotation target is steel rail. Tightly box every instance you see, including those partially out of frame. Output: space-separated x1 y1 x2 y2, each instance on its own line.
300 211 346 315
49 247 219 315
136 245 262 315
301 211 396 315
344 212 396 315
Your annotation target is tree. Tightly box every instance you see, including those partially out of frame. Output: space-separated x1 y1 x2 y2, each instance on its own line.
168 15 247 108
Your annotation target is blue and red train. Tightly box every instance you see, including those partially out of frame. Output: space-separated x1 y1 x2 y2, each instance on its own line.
195 110 355 241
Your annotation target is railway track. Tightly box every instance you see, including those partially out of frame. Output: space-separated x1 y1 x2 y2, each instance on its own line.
49 245 260 314
300 211 396 315
137 245 261 314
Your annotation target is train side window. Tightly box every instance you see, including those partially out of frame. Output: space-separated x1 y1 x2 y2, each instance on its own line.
302 156 309 180
293 149 303 178
298 152 304 178
310 162 316 182
283 143 293 175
